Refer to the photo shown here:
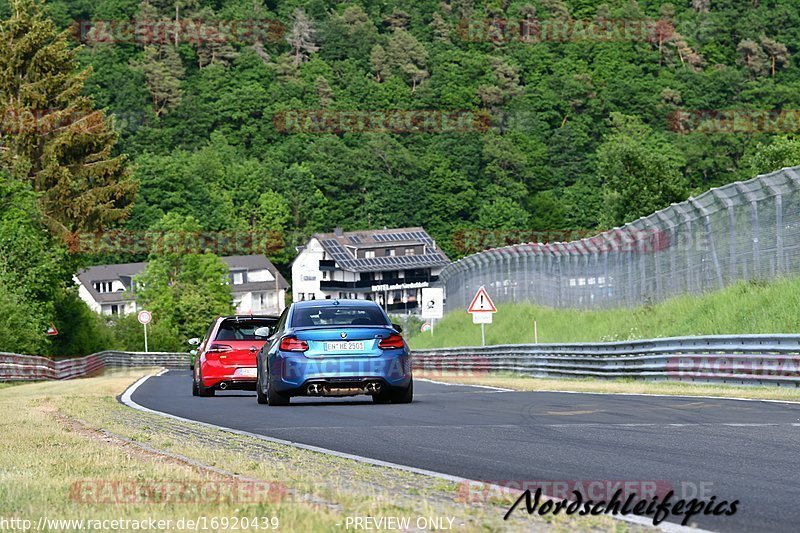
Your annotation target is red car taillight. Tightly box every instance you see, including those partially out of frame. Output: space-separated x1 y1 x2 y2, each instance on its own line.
206 343 233 354
378 333 404 350
279 336 309 352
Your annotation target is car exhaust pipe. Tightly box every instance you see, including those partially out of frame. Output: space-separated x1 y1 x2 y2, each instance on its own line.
307 383 322 395
219 382 228 390
365 382 382 394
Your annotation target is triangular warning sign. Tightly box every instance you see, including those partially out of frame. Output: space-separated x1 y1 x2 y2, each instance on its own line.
467 286 497 313
45 323 59 336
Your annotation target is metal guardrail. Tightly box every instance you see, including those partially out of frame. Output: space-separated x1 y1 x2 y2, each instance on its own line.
3 336 799 387
411 334 800 387
0 351 189 381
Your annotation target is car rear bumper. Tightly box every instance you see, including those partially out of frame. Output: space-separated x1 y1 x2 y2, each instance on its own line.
268 351 412 395
201 362 257 389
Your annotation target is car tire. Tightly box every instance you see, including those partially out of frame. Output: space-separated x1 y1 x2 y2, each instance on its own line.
390 379 413 404
256 368 268 405
197 370 215 397
192 377 199 396
266 374 290 406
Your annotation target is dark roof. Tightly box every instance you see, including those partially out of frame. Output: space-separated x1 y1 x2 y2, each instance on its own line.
223 255 289 290
313 227 450 273
75 262 146 303
76 255 288 305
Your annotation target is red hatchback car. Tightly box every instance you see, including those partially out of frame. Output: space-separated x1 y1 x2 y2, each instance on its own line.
191 315 278 396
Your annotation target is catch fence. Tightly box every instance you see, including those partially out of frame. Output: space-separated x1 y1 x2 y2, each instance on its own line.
442 166 800 311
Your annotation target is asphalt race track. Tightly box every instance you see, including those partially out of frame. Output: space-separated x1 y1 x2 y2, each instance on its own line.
130 370 800 532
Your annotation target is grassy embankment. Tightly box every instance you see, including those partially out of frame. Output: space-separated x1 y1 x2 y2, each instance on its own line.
408 277 800 401
410 277 800 348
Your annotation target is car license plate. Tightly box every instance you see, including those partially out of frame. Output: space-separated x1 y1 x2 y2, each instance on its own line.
236 367 257 377
325 341 364 351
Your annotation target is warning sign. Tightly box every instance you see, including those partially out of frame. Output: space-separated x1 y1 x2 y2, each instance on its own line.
466 286 497 313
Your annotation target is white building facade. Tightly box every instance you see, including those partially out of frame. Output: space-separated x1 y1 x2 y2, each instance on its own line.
76 255 288 316
291 227 450 314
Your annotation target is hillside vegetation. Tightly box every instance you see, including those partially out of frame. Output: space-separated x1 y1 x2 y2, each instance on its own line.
3 0 800 354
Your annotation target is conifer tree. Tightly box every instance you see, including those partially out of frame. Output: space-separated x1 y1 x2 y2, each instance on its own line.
0 0 138 235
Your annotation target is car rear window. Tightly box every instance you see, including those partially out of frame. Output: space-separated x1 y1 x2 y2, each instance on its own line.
215 319 277 341
291 306 388 327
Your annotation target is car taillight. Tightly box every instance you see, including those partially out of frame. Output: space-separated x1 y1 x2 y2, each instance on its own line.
378 333 404 349
207 343 233 353
279 336 309 352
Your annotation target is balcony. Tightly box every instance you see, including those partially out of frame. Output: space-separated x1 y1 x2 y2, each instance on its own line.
319 275 438 292
318 260 337 270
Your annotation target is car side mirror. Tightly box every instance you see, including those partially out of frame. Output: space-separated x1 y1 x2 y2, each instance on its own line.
254 326 273 338
188 338 200 346
392 323 403 333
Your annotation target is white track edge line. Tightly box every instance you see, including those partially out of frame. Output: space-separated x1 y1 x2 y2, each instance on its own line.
514 388 800 405
416 377 514 392
119 372 712 533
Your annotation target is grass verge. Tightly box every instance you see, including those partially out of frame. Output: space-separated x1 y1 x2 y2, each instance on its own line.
0 369 642 532
423 372 800 402
409 277 800 349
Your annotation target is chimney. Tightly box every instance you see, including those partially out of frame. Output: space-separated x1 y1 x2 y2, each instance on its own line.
333 227 344 237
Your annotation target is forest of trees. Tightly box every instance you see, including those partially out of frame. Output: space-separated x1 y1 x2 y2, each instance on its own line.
2 0 800 354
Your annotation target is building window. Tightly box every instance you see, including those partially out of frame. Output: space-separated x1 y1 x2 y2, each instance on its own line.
386 248 395 256
232 271 244 285
255 293 267 309
298 292 305 301
309 293 316 300
405 248 415 256
93 281 114 293
364 250 375 258
322 271 328 280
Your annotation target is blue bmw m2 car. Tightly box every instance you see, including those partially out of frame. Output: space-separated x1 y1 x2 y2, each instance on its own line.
254 299 413 406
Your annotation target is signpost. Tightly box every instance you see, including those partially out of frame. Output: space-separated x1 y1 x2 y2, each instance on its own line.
466 286 496 346
45 323 59 336
420 287 444 335
137 310 152 353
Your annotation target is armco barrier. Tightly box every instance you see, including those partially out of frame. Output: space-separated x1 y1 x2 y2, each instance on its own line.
0 351 189 381
3 338 799 387
411 334 800 387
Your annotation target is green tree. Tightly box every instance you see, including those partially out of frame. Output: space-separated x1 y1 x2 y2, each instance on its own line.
741 137 800 177
135 213 233 347
596 114 688 228
131 45 185 117
0 0 137 236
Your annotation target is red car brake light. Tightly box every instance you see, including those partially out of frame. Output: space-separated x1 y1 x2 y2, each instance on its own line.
378 333 404 349
279 336 309 352
207 343 233 353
